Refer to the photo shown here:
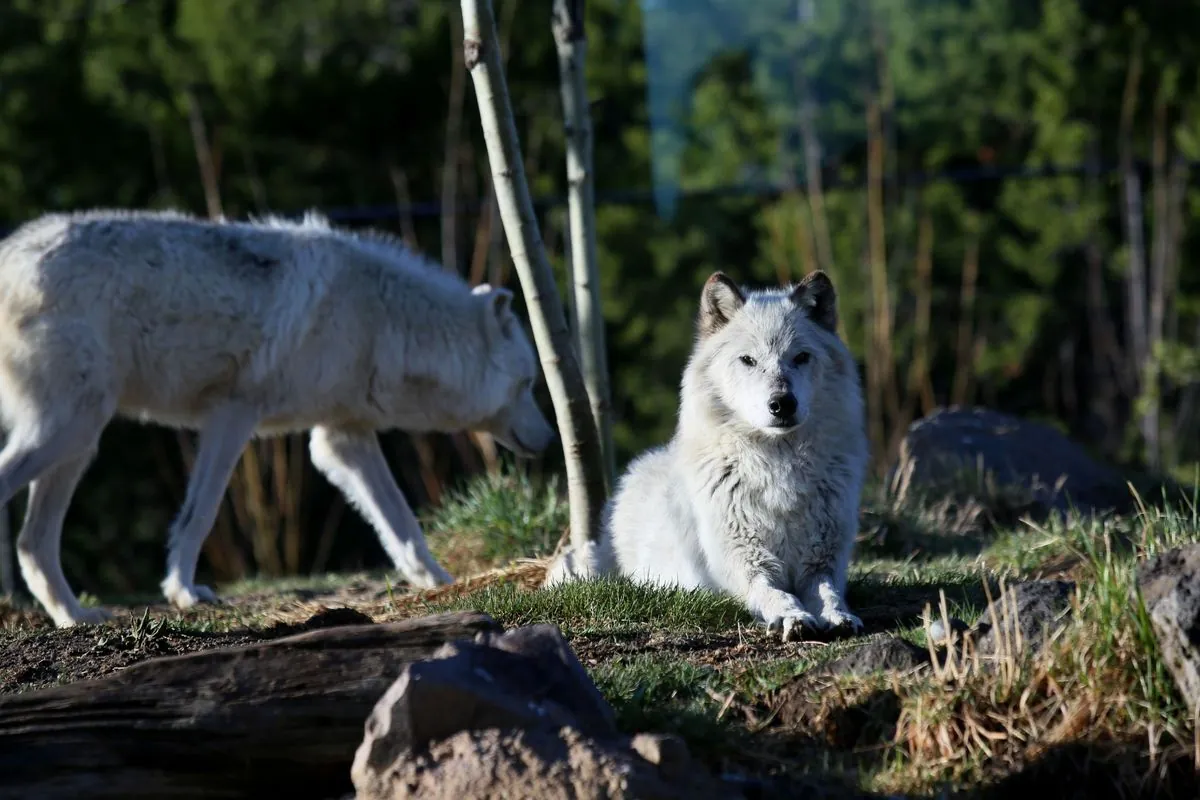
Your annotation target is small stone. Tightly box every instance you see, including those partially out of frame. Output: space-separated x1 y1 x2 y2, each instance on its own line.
822 636 930 676
927 617 969 645
631 732 691 778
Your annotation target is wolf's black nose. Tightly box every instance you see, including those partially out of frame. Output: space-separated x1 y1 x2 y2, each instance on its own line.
768 392 797 419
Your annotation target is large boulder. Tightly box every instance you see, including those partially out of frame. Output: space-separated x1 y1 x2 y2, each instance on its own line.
1136 544 1200 719
888 406 1133 520
366 726 728 800
351 623 735 800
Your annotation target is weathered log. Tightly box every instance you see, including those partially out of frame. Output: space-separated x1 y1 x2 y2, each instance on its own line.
0 610 501 800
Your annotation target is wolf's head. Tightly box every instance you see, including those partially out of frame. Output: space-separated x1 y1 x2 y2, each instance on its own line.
469 283 557 457
687 270 843 435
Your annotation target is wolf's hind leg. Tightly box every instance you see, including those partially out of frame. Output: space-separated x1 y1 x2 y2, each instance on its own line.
309 426 451 589
161 404 259 609
16 454 109 628
1 388 114 627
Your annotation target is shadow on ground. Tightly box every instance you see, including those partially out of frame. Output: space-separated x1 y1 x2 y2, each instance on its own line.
971 739 1197 800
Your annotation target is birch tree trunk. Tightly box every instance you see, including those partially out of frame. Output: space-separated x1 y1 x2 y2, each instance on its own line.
552 0 615 490
459 0 607 551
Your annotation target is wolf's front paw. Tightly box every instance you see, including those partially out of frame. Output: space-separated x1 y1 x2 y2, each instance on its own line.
388 549 453 589
55 606 115 628
396 564 452 591
818 607 864 634
765 608 821 641
163 580 222 610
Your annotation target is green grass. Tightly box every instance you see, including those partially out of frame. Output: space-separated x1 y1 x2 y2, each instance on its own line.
429 575 754 635
423 465 569 574
590 655 736 745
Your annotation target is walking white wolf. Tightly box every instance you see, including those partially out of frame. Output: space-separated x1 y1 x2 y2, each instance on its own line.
0 208 555 627
546 270 868 641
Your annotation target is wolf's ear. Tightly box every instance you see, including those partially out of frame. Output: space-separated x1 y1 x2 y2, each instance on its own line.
790 270 837 332
699 272 746 338
478 285 516 338
490 287 514 321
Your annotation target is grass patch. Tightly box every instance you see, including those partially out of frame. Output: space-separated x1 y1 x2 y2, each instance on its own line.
423 465 568 575
867 498 1200 795
426 576 754 635
591 654 733 744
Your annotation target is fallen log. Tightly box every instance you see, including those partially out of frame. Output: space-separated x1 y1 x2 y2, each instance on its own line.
0 610 501 800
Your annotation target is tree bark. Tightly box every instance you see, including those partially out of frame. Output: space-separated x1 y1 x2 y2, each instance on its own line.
459 0 607 548
0 611 500 800
552 0 615 490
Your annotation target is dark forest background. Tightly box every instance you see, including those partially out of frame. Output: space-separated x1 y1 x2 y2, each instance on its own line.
2 0 1198 596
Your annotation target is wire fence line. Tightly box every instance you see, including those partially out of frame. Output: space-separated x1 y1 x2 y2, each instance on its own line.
0 157 1189 236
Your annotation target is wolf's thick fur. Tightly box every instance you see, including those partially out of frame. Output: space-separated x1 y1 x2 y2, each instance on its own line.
547 270 868 640
0 208 555 627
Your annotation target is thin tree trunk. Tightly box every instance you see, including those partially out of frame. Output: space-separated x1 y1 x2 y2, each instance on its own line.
1165 157 1187 346
552 0 615 490
441 7 468 274
459 0 607 550
951 227 980 407
1119 40 1153 465
387 162 420 250
905 211 935 419
183 87 223 220
1143 94 1170 469
866 93 898 460
0 501 11 600
794 0 835 278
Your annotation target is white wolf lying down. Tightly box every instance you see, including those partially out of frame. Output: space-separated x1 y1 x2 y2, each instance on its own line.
0 208 555 627
548 270 868 641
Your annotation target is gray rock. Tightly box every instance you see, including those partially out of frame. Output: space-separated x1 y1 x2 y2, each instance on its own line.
1135 544 1200 719
359 725 736 800
972 580 1076 658
888 406 1133 520
351 623 732 800
351 623 618 798
822 636 930 676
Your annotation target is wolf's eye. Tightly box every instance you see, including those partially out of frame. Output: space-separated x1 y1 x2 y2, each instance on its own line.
792 352 811 366
739 355 757 367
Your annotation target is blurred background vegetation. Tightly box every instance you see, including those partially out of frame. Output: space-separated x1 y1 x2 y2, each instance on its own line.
2 0 1198 596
